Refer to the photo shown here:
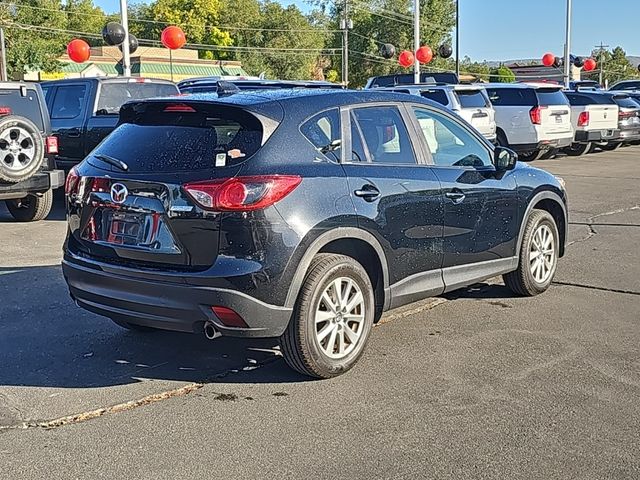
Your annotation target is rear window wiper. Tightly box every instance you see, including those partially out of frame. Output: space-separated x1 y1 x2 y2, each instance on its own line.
94 154 129 171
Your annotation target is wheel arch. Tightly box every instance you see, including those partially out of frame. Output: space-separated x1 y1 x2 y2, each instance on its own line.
518 190 568 258
284 228 390 313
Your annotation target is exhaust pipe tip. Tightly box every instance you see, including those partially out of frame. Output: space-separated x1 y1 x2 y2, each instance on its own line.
204 321 221 340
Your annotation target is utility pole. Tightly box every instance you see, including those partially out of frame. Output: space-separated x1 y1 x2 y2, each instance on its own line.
119 0 131 77
595 42 609 87
413 0 420 83
340 0 352 86
455 0 460 79
0 28 7 81
563 0 572 88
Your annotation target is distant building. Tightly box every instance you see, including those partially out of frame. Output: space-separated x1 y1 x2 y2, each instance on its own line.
25 46 247 82
507 62 581 84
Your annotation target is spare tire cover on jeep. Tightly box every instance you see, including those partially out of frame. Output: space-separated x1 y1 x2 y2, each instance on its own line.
0 115 45 183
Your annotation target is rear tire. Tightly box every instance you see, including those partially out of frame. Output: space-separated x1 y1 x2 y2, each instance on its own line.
5 189 53 222
518 149 543 162
504 209 559 296
599 142 621 151
563 142 591 157
279 254 375 379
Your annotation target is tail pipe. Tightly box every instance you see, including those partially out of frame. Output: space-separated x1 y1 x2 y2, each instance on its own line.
203 321 221 340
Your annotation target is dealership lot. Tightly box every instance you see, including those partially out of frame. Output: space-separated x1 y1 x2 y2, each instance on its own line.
1 148 639 478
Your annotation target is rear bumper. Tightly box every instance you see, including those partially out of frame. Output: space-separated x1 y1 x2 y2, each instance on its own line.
617 128 640 142
511 136 573 152
62 254 293 338
575 128 620 143
0 170 64 200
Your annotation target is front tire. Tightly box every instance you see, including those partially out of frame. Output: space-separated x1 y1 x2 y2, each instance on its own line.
5 190 53 222
599 142 621 151
504 209 559 296
563 142 591 157
280 254 375 379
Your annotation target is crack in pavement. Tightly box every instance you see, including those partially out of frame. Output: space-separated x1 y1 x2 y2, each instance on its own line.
570 222 640 228
0 354 282 432
567 204 640 246
552 281 640 297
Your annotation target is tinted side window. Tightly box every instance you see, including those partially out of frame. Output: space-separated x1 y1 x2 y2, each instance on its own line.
455 89 489 108
412 107 492 168
610 81 640 91
96 83 178 115
487 88 536 106
352 106 417 165
613 95 639 109
301 109 341 162
536 89 569 106
51 85 86 119
420 89 449 106
350 113 367 163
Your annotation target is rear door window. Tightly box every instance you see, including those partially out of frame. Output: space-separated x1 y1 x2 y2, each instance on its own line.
486 88 537 106
301 109 341 162
93 103 263 172
351 105 417 165
420 89 449 106
455 89 489 108
51 85 86 120
96 82 179 115
536 88 569 106
613 95 639 109
0 87 45 131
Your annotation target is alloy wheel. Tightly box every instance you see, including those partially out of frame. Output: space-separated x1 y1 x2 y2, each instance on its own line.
529 224 556 284
0 127 36 172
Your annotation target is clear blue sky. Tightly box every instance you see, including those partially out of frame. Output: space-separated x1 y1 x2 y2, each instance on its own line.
94 0 640 60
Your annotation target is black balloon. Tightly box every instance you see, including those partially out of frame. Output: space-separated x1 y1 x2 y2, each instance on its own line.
574 56 584 68
553 56 562 68
637 64 640 73
119 34 139 54
438 44 453 59
102 22 126 46
380 43 396 59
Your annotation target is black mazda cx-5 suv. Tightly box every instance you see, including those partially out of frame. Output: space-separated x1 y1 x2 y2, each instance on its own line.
62 89 568 378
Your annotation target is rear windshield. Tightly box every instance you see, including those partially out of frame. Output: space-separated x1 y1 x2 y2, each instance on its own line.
0 87 45 131
486 88 537 106
93 104 263 172
536 88 569 106
96 82 179 115
612 95 639 109
610 81 640 91
420 89 448 106
455 89 489 108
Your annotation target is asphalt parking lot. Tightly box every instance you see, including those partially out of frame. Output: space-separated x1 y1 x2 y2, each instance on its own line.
1 148 639 479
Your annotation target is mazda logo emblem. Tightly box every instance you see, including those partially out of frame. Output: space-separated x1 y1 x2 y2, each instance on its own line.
110 183 128 204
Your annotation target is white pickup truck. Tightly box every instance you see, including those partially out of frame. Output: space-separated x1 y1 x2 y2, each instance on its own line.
563 91 620 156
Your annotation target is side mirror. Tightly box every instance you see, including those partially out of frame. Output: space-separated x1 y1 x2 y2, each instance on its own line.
494 146 517 171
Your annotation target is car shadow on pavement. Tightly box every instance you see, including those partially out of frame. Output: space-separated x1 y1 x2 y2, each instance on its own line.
442 282 519 301
0 190 66 222
0 265 310 389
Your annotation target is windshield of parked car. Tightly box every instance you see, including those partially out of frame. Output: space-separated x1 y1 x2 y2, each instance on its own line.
95 82 179 115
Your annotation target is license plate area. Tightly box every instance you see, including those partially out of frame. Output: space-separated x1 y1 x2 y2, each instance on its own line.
555 116 562 124
108 211 145 246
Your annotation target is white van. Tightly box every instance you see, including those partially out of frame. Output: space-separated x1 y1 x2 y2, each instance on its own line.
485 83 574 161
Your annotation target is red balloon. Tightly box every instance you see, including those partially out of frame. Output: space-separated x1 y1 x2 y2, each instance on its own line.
67 39 91 63
398 50 414 68
583 58 597 71
161 26 186 50
416 46 433 64
542 53 555 67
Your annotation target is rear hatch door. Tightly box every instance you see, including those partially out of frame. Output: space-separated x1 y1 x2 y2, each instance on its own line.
67 100 277 271
536 88 572 134
587 104 618 130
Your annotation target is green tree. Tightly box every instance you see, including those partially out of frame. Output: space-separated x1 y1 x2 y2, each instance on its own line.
324 0 456 87
489 65 515 83
0 0 68 78
65 0 107 45
588 46 639 86
460 55 490 80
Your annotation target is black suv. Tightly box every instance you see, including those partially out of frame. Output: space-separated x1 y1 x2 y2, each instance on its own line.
62 90 568 378
0 82 64 221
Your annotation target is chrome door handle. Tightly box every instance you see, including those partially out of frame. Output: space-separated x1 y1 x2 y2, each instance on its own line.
354 185 380 201
445 191 466 203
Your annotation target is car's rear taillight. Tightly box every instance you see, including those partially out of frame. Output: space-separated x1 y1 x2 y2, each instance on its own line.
529 106 546 125
45 136 58 154
90 177 110 193
577 111 590 127
619 110 636 119
184 175 302 212
65 167 80 195
0 106 12 116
